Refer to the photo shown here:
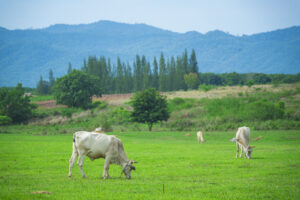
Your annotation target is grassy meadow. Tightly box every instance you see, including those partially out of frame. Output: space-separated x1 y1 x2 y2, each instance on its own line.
0 130 299 199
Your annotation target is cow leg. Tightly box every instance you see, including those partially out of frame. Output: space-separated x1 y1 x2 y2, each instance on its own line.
236 142 239 158
240 146 244 158
68 150 78 178
197 137 200 144
78 152 87 178
103 157 111 179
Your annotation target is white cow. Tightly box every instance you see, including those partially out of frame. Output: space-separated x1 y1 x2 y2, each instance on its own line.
94 127 104 133
68 131 137 179
197 131 205 143
231 126 255 159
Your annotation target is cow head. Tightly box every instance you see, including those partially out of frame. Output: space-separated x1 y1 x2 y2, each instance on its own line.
246 146 255 159
122 160 137 179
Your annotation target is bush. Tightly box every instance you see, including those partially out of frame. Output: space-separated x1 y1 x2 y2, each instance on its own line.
0 115 12 126
101 118 113 132
94 100 108 110
246 80 254 87
244 100 284 121
61 109 74 118
110 107 131 124
198 84 217 92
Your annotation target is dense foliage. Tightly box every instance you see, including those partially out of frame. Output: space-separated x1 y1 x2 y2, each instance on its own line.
52 70 102 108
0 83 36 123
130 88 169 131
79 50 300 94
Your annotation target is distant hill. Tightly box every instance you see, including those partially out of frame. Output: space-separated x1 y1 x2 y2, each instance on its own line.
0 20 299 87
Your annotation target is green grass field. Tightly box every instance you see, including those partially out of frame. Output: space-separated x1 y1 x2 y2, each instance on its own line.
0 130 299 199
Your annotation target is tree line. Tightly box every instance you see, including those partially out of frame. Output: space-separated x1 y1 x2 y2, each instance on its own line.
36 49 300 94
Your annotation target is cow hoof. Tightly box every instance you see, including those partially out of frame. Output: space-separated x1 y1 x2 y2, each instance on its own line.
68 175 72 179
82 175 86 179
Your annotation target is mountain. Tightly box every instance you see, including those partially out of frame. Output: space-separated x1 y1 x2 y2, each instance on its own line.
0 20 299 87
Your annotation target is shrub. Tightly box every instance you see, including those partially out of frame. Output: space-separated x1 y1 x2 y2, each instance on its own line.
245 100 284 121
101 117 113 132
95 100 108 110
198 84 217 92
61 109 74 118
0 115 12 126
246 80 254 87
110 107 131 124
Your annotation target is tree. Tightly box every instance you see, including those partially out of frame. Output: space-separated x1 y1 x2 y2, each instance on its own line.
116 57 124 93
175 56 185 90
67 62 73 74
184 73 199 89
49 69 55 88
52 70 102 108
152 57 159 90
189 49 198 73
224 72 241 86
36 76 50 95
133 55 142 92
130 88 169 131
0 83 36 123
159 53 167 91
246 80 254 87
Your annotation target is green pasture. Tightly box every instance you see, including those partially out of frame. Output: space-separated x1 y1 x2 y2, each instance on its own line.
0 130 299 199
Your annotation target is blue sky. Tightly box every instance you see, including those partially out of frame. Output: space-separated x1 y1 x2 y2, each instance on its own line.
0 0 299 35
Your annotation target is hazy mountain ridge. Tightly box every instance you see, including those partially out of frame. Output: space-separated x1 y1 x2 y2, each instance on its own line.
0 20 299 87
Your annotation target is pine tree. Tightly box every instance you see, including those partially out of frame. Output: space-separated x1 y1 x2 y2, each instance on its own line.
142 56 150 90
82 59 88 72
134 55 142 92
189 49 198 73
182 49 188 74
67 62 73 74
36 76 50 95
169 56 176 91
152 57 159 90
159 53 167 91
175 56 186 90
116 57 124 93
49 69 55 88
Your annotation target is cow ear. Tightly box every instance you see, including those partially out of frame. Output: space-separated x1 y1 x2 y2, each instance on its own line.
130 160 138 164
249 146 255 149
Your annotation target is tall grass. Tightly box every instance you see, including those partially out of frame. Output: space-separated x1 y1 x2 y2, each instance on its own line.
165 89 300 131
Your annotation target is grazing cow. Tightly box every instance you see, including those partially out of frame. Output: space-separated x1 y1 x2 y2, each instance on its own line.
68 131 137 179
231 126 255 159
197 131 205 143
24 92 33 97
94 127 104 133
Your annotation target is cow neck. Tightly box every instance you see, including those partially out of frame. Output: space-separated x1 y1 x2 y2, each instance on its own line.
119 154 130 168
